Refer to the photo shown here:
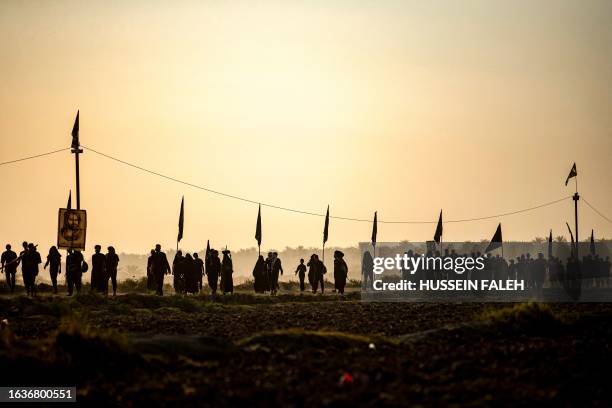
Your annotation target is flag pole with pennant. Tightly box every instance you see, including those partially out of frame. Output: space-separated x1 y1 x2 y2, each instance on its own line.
590 229 596 256
565 163 579 258
70 110 83 210
371 211 377 259
255 204 262 256
323 205 329 265
485 223 503 257
177 196 184 252
434 209 443 254
548 229 553 260
566 222 575 258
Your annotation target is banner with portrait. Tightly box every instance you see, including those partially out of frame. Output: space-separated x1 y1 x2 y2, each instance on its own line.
57 208 87 250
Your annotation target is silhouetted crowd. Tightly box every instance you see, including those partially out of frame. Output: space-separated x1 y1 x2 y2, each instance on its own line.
148 247 235 297
361 249 612 291
0 242 120 297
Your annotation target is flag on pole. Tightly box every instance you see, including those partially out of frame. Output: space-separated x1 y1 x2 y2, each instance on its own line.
71 110 80 150
206 240 210 260
434 210 443 244
177 196 184 243
371 211 377 247
590 229 596 255
67 190 72 210
565 163 577 186
485 223 503 253
548 229 553 259
323 205 329 244
566 222 575 256
255 204 262 247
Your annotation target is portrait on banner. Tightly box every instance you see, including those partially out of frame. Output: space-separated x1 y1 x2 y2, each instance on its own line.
57 208 87 250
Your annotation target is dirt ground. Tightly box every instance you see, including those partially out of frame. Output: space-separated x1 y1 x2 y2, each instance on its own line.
0 291 611 407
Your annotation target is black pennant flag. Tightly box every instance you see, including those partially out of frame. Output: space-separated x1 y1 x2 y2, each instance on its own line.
323 205 329 244
371 211 377 247
565 163 577 186
206 240 210 260
590 229 596 255
71 110 80 150
566 222 575 256
485 223 503 253
67 190 72 210
177 196 184 243
434 210 443 244
548 229 553 259
255 204 262 247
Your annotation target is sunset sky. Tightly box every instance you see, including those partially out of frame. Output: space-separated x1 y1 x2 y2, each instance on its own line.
1 0 611 254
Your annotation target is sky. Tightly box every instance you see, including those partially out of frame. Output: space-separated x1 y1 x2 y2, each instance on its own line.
0 0 611 254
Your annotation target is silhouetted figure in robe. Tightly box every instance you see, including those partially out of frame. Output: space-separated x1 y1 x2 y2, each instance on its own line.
151 244 171 296
362 251 374 291
21 243 41 296
106 246 120 296
184 253 198 294
147 249 155 291
66 249 85 296
307 254 317 292
44 246 62 294
334 250 348 295
222 250 234 294
1 244 18 293
253 255 266 293
295 258 306 292
194 253 204 292
18 241 28 289
208 249 221 296
265 252 273 292
308 254 325 293
269 252 283 295
91 245 107 294
173 251 185 294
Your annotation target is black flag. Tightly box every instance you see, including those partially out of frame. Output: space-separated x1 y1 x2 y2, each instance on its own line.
371 211 377 247
177 196 184 243
205 240 210 260
434 210 443 244
565 163 577 186
255 204 262 247
485 223 503 253
590 229 596 255
71 110 80 150
566 222 575 256
323 205 329 244
548 229 553 259
67 190 72 210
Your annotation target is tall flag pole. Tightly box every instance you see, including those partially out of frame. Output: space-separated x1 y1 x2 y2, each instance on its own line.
205 240 210 261
323 205 329 264
566 163 579 258
590 229 596 256
255 204 262 256
434 210 443 253
566 222 575 258
177 196 184 251
70 110 83 210
371 211 377 258
548 229 553 260
67 190 72 210
485 223 503 257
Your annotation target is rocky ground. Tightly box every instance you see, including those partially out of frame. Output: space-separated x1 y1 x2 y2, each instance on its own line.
0 291 611 406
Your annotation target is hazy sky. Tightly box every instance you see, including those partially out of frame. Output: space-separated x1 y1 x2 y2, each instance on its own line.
1 0 611 254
